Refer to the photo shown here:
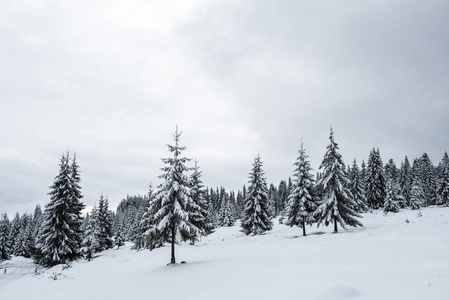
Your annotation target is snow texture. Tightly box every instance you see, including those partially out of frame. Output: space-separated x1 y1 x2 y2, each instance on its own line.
1 206 449 300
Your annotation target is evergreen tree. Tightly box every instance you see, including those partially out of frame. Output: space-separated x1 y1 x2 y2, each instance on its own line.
13 213 34 257
277 180 288 216
399 156 412 207
0 212 11 261
36 153 84 266
349 159 369 213
81 205 101 261
314 128 362 233
189 160 213 238
366 148 386 209
32 205 44 238
285 142 317 236
97 195 113 251
410 159 426 210
241 154 273 235
419 153 436 206
235 190 245 219
436 152 449 206
383 179 403 214
219 195 235 227
9 212 21 253
148 127 201 264
113 222 125 249
69 153 85 246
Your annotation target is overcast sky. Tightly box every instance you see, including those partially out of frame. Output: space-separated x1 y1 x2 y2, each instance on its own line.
1 0 448 214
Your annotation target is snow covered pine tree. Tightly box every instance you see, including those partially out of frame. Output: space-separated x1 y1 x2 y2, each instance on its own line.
314 128 362 233
36 152 85 266
241 154 273 235
148 127 203 264
285 142 317 236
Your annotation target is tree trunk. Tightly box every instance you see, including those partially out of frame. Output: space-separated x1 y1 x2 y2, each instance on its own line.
302 220 306 236
170 225 176 264
333 215 338 233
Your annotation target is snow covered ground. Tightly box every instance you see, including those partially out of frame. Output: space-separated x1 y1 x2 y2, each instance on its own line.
1 206 448 300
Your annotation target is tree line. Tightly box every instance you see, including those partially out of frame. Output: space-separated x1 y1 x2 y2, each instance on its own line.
1 127 448 264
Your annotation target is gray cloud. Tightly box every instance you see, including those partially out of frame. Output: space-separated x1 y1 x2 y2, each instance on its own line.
1 0 448 214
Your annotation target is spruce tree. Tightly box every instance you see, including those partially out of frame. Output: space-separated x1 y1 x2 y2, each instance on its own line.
383 179 403 214
420 153 436 206
399 156 412 207
410 159 426 210
69 153 85 246
366 148 386 209
148 127 201 264
437 152 449 206
0 212 11 261
36 153 84 266
285 142 317 236
97 195 113 251
241 154 273 235
189 160 213 238
113 222 125 249
314 128 362 233
81 205 101 261
349 159 369 213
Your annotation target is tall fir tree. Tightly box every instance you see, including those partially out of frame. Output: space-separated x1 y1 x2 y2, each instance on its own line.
349 159 369 213
36 153 84 266
399 156 413 207
148 127 201 264
284 142 317 236
410 159 426 210
189 160 213 238
241 154 273 235
314 128 362 233
0 212 11 261
419 153 436 206
383 178 403 214
81 205 101 261
366 148 386 209
97 195 113 251
436 152 449 206
69 153 85 247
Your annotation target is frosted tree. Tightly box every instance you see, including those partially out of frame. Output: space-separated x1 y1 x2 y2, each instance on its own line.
13 214 34 257
241 154 273 235
314 128 362 233
32 205 44 238
189 160 214 239
148 127 201 264
399 156 412 207
97 195 113 251
219 195 235 227
366 148 386 209
383 179 403 214
410 159 426 210
349 159 369 213
113 222 125 249
69 153 85 246
0 212 11 261
36 153 84 266
437 152 449 206
420 153 436 205
285 142 317 236
81 205 101 261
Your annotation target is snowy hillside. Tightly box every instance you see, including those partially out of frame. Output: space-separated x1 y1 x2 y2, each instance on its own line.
1 206 449 300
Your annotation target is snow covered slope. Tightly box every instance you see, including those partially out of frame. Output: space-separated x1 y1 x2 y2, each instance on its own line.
1 206 448 300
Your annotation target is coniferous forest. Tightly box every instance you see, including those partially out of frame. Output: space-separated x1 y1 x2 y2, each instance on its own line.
1 127 448 266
